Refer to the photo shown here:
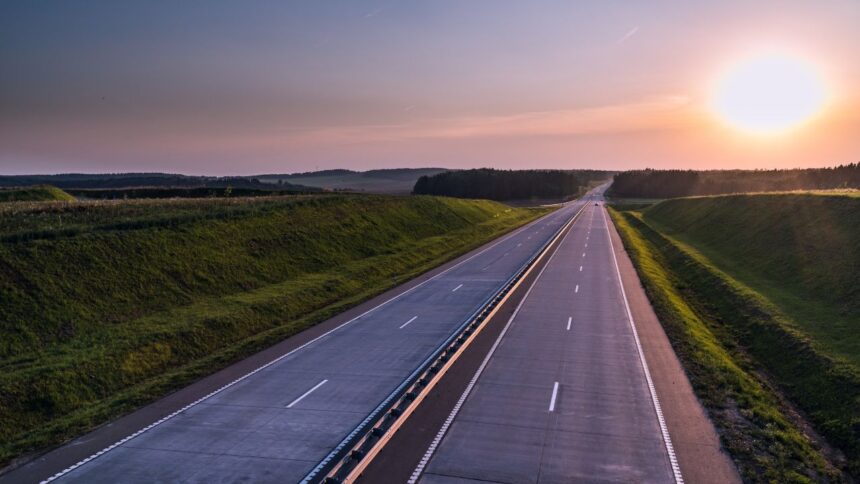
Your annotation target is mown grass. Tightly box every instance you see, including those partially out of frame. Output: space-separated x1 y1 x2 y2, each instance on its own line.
0 194 548 468
610 207 842 482
0 185 75 203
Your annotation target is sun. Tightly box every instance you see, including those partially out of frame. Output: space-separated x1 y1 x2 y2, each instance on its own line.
711 52 826 135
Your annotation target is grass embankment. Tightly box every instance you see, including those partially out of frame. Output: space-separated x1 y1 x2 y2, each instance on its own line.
0 185 74 202
0 194 547 468
609 193 860 482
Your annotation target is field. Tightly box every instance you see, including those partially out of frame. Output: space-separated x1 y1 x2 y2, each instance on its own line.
68 186 319 200
0 194 547 467
610 192 860 481
0 186 74 202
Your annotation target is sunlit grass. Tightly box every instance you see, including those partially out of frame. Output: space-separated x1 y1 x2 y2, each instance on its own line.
0 194 548 466
610 208 837 481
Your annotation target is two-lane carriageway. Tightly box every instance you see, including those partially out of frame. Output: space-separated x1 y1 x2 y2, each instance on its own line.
411 197 681 483
44 193 592 483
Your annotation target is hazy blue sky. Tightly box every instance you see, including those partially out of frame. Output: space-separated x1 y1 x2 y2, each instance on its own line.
2 1 858 174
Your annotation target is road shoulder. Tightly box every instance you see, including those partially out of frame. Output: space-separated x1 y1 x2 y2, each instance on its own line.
607 212 741 484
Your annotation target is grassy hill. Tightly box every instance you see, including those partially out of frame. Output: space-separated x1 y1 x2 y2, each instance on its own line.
645 193 859 361
610 192 859 481
257 168 448 194
0 194 546 467
0 185 74 202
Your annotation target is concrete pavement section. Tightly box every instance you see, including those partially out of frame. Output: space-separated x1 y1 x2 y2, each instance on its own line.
6 193 587 484
414 194 685 483
606 208 741 484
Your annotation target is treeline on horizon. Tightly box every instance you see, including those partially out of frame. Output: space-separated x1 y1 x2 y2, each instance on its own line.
608 163 860 198
413 168 612 201
0 173 316 191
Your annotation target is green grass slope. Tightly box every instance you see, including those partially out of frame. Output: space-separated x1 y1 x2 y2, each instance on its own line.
644 193 859 366
0 185 75 202
611 192 860 480
0 194 546 467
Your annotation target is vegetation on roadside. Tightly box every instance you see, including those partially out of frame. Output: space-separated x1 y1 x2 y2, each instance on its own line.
608 164 860 198
0 185 75 203
610 192 860 481
413 168 605 201
0 194 547 468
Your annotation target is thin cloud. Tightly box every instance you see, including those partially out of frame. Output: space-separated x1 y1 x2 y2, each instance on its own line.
285 96 692 144
617 26 639 44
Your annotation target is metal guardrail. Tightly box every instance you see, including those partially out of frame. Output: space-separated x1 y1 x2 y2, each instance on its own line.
300 203 582 483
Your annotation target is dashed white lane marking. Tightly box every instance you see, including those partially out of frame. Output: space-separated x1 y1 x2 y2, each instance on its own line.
566 317 572 330
408 202 585 484
575 284 579 293
602 207 684 484
40 201 576 484
579 265 583 272
582 252 586 258
452 283 463 292
399 316 418 329
286 379 328 408
517 243 522 247
549 381 560 412
585 243 588 248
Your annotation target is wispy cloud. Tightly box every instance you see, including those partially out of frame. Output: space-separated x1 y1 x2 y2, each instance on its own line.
616 26 639 45
283 96 692 145
364 7 384 18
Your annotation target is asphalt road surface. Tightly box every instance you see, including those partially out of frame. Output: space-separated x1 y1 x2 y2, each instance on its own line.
413 195 681 483
41 195 589 483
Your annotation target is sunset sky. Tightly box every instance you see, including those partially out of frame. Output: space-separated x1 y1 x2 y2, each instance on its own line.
2 1 858 175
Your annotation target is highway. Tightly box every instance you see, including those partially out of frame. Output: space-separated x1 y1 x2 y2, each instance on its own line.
411 194 681 483
42 193 590 483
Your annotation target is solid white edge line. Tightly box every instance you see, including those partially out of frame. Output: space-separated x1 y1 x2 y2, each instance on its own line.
39 203 571 484
549 381 559 412
399 316 419 329
407 201 585 484
602 206 684 484
286 379 328 408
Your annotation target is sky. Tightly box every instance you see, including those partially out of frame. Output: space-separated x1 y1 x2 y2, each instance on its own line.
1 0 858 175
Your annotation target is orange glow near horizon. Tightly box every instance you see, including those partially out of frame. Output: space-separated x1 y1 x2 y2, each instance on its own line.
2 2 859 174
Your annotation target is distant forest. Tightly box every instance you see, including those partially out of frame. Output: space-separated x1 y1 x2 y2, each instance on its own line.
0 173 314 191
413 169 593 201
608 164 860 198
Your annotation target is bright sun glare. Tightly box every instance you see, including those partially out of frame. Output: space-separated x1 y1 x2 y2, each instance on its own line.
711 53 826 135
